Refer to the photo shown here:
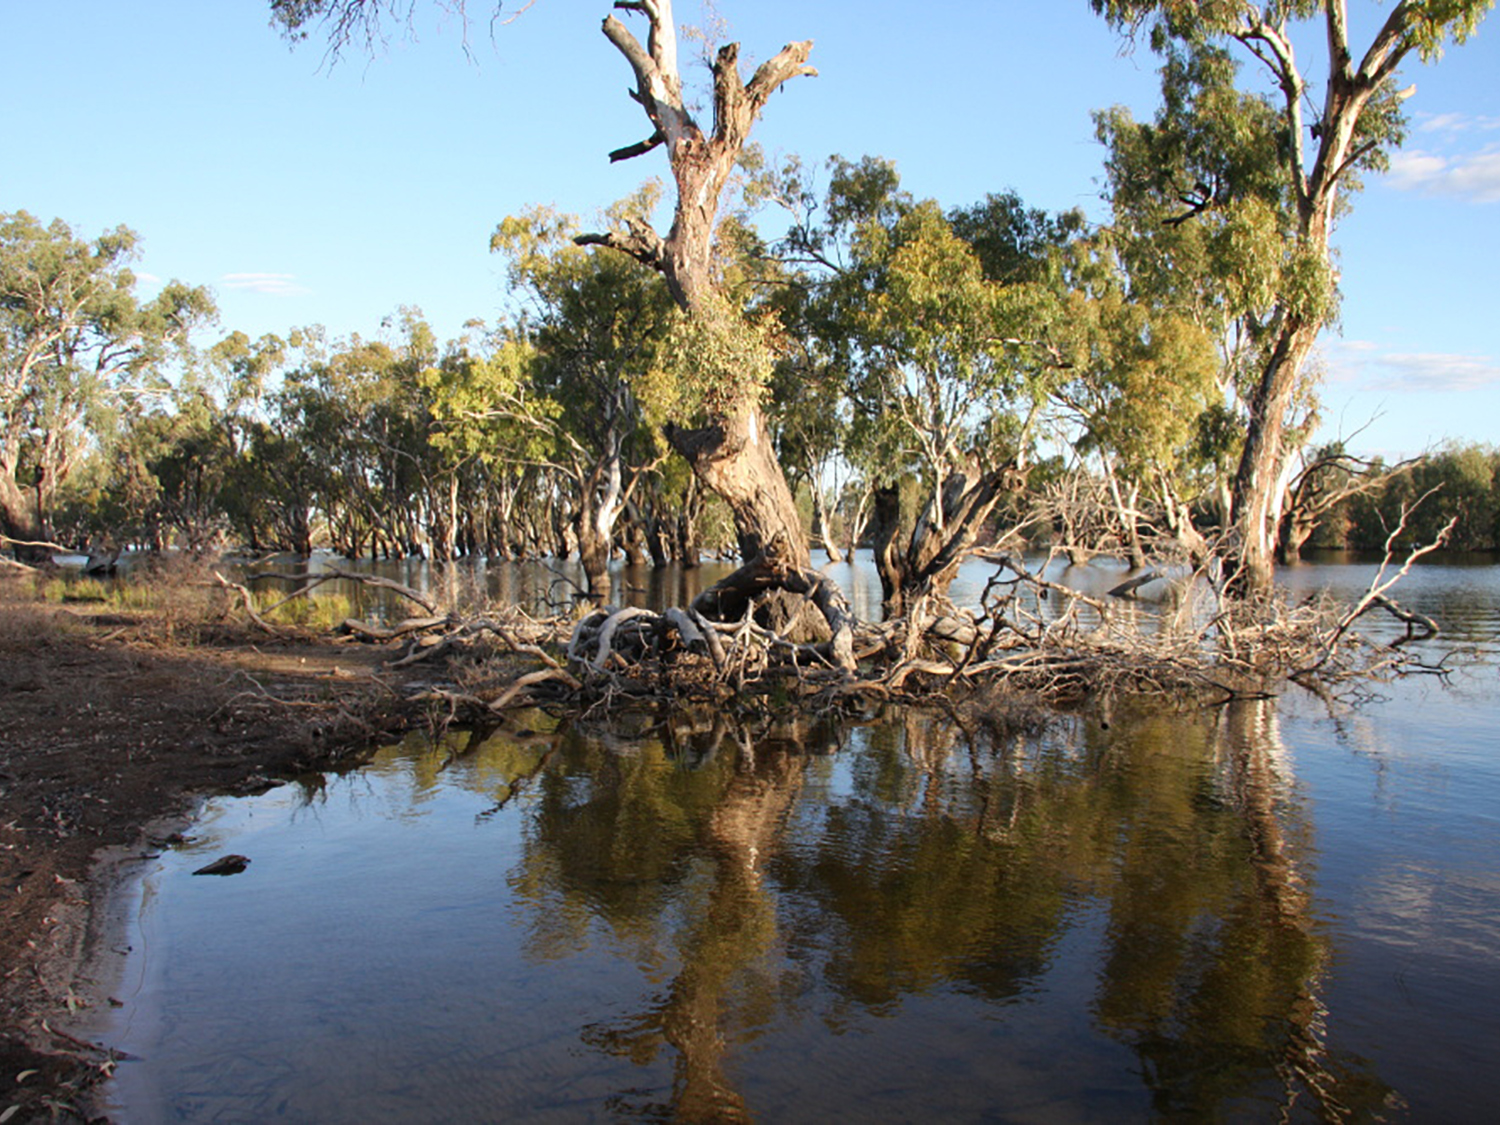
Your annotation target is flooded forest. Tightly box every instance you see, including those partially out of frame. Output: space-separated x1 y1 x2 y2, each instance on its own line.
3 1 1500 1122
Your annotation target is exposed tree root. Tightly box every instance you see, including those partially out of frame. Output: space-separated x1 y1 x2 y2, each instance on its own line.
212 538 1450 732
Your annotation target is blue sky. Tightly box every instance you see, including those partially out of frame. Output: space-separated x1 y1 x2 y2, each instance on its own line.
4 1 1497 458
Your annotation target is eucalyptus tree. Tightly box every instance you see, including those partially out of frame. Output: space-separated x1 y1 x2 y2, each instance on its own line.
118 394 237 553
490 202 674 600
573 0 818 575
273 0 818 577
1092 0 1494 595
769 158 1076 614
851 200 1054 614
204 331 286 456
0 211 214 556
1343 442 1499 552
109 331 295 554
1041 229 1223 567
256 316 442 558
764 288 852 563
419 331 543 560
716 193 853 563
324 332 425 555
247 341 341 556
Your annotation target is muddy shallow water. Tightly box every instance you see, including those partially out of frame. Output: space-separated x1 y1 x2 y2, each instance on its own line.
90 555 1500 1122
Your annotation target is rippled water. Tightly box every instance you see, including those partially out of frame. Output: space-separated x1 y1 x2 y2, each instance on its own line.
92 556 1500 1123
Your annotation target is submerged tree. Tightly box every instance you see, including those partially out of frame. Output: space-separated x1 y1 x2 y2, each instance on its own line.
1091 0 1494 596
272 1 854 652
490 201 674 600
761 157 1093 614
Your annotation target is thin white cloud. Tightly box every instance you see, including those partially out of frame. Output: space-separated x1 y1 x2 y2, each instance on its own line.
221 272 311 297
1327 341 1500 392
1372 352 1500 392
1415 110 1500 135
1386 146 1500 203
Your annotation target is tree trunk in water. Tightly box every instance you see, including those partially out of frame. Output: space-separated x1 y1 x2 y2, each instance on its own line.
577 521 613 603
1230 319 1318 597
871 461 1017 617
619 521 645 566
1104 461 1146 570
643 508 671 568
810 476 843 564
1222 23 1400 598
582 4 817 579
845 485 872 561
1154 472 1210 572
665 410 809 570
1278 508 1315 564
869 485 908 615
678 475 702 569
295 511 313 558
437 474 460 563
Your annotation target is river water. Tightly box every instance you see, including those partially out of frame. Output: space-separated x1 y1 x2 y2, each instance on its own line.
91 553 1500 1122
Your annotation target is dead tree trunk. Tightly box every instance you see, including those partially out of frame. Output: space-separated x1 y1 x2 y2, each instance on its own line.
1103 458 1147 570
871 458 1021 617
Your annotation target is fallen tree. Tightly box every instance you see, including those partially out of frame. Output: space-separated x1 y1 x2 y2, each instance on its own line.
219 525 1455 729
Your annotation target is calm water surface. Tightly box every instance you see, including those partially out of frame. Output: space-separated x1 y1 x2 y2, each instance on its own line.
94 555 1500 1122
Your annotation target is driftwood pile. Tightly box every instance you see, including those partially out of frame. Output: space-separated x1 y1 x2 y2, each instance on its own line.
214 545 1447 729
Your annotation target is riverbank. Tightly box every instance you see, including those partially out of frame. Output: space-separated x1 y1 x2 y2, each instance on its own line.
0 566 411 1121
1 550 1473 1120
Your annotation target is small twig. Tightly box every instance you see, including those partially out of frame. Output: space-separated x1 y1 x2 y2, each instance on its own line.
1295 508 1455 677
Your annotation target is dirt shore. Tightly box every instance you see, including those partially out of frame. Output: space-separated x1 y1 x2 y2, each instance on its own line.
0 565 417 1122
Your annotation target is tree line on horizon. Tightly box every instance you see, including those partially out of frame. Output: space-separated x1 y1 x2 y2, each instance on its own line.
4 0 1495 613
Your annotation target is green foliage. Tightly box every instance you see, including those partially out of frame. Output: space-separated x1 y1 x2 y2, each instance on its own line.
818 176 1057 491
1093 0 1493 342
648 296 777 425
948 192 1089 287
1090 0 1492 58
1342 443 1500 551
421 337 549 466
1093 43 1313 345
1397 0 1494 61
0 210 215 542
1061 287 1221 479
492 201 672 438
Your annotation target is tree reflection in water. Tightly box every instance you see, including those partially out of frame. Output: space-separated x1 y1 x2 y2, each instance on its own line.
499 701 1393 1121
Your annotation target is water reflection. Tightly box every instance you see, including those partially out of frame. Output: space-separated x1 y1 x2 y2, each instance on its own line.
103 699 1410 1122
